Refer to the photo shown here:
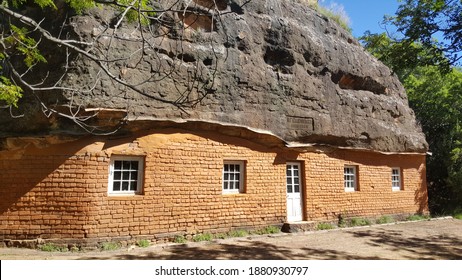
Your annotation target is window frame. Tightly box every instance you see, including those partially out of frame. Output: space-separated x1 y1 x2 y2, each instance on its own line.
344 165 358 192
286 162 302 195
391 167 402 191
108 156 144 195
222 160 245 194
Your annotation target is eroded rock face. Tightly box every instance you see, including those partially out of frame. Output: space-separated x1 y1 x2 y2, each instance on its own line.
0 0 428 152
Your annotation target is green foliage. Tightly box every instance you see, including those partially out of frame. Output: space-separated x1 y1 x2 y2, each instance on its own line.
213 233 228 239
316 223 335 230
10 0 55 9
192 233 213 242
454 213 462 220
376 216 395 224
390 0 462 68
110 0 155 25
136 239 150 248
404 66 462 213
173 235 187 244
8 0 94 12
100 241 120 251
39 243 68 252
227 229 249 238
363 0 462 72
349 217 372 227
0 76 23 107
406 214 430 221
65 0 95 14
363 25 462 215
8 25 47 68
360 32 449 79
261 225 281 234
253 225 281 235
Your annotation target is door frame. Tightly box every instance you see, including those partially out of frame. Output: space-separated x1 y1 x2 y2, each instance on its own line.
286 161 304 222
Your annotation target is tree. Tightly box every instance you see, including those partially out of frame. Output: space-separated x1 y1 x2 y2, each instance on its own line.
361 1 462 214
392 0 462 65
1 0 229 133
361 0 461 74
404 66 462 213
360 31 448 80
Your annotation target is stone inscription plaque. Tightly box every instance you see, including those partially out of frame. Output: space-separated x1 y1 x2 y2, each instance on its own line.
287 116 314 132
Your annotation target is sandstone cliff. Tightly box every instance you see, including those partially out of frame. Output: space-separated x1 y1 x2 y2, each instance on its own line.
0 0 428 153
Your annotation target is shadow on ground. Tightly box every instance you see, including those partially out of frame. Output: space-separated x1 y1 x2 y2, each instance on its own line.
79 239 384 260
348 229 462 260
79 224 462 260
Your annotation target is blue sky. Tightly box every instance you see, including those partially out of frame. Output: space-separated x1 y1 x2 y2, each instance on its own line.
320 0 401 38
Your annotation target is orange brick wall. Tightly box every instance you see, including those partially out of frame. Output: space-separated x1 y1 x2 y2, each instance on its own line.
0 130 428 242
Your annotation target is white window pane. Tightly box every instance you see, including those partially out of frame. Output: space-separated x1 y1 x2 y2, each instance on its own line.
110 157 142 194
223 162 244 193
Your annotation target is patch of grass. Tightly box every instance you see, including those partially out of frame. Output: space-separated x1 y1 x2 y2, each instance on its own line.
136 239 150 248
376 215 395 224
192 233 213 242
316 223 335 230
214 233 229 239
454 213 462 220
350 217 372 227
317 7 351 32
407 214 430 221
254 226 281 235
173 235 187 244
39 243 68 252
227 229 249 238
100 242 120 251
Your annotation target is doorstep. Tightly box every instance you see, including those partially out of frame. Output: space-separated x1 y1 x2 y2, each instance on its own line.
281 221 317 233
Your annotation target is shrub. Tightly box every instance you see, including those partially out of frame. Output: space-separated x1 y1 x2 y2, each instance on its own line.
100 242 120 251
39 243 67 252
263 225 281 234
407 214 430 221
136 239 150 248
227 229 249 238
254 226 281 235
350 217 372 227
173 235 187 244
316 223 335 230
192 233 213 242
214 233 228 239
376 216 395 224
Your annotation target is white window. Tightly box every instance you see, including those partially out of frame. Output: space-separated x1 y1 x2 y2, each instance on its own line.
222 161 245 194
344 166 357 192
108 156 144 195
392 168 402 191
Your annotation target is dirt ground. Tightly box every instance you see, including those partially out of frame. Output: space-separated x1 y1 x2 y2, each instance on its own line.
1 218 461 260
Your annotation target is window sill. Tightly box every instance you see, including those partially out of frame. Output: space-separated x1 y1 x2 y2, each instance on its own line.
107 193 144 200
222 192 246 196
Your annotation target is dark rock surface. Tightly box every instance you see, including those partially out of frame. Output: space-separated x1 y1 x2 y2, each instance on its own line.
0 0 428 153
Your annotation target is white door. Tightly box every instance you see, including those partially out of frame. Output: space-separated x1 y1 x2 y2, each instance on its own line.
286 162 303 222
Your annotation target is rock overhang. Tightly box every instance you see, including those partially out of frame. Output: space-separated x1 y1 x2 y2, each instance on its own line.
0 0 428 153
